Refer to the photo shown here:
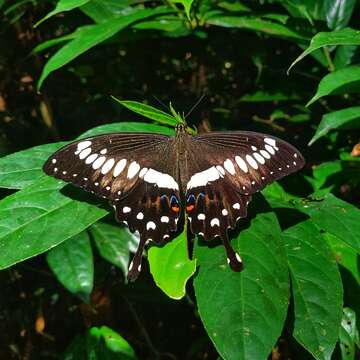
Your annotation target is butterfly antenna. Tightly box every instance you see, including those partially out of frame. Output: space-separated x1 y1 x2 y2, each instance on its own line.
185 93 206 119
152 95 169 112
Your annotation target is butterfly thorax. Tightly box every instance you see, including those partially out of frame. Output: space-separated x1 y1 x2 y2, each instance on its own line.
173 123 193 193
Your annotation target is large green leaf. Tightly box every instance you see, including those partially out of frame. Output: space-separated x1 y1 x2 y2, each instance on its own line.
296 193 360 252
206 15 306 40
288 28 360 72
90 221 138 277
148 229 196 299
0 123 173 190
113 99 177 126
35 0 90 27
307 65 360 106
194 212 289 360
37 7 172 89
47 231 93 302
309 106 360 145
0 142 66 189
0 176 108 270
282 220 343 360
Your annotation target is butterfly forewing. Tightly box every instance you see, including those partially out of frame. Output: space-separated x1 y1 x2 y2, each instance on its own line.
190 131 305 195
43 133 171 200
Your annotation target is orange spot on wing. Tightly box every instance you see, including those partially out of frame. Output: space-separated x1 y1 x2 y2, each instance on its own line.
171 205 180 213
186 204 195 212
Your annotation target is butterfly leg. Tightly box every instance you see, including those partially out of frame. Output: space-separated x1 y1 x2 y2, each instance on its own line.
221 231 243 272
127 236 147 282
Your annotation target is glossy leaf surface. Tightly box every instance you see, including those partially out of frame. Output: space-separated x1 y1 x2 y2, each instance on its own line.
194 212 289 360
148 230 196 299
47 231 94 302
283 220 343 360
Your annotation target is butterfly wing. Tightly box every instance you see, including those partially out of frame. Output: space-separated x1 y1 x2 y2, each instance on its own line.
191 131 305 194
185 131 305 270
43 133 182 280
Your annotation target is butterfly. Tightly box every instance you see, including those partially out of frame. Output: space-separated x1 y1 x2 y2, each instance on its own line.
43 123 305 281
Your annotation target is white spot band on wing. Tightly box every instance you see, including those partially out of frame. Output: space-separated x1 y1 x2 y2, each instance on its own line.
101 158 115 175
186 166 221 190
143 168 179 190
235 156 248 173
113 159 127 177
127 161 140 179
223 159 236 175
264 137 276 147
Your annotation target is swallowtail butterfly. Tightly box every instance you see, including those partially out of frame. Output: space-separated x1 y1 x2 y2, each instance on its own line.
43 123 304 281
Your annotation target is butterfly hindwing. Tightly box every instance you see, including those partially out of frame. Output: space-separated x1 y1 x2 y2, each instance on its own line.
113 181 181 280
186 181 251 271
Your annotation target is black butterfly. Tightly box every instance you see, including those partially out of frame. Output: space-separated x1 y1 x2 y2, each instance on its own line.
43 123 304 281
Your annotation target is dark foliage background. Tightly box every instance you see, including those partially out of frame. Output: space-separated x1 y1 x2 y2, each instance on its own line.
0 0 359 359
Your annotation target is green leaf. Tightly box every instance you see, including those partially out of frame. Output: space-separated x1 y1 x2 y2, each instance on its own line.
64 325 137 359
309 106 360 145
0 122 173 190
282 220 343 360
296 193 360 252
194 212 289 360
0 142 66 189
113 98 177 126
334 45 358 69
0 176 108 270
206 15 307 40
308 161 342 194
81 122 174 138
339 308 360 360
97 326 136 357
37 7 172 89
262 181 299 209
133 16 187 33
148 229 196 300
35 0 90 27
171 0 193 19
80 0 131 23
323 232 360 285
322 0 357 30
217 1 250 12
47 231 93 302
33 33 77 53
288 28 360 73
90 221 138 277
306 65 360 106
